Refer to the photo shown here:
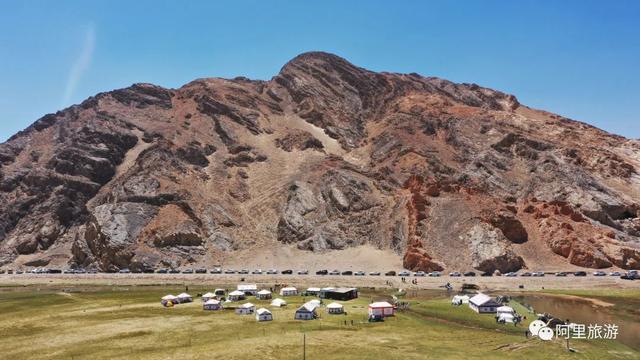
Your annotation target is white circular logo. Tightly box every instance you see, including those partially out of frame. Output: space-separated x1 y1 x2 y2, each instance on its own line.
538 326 554 341
529 320 546 336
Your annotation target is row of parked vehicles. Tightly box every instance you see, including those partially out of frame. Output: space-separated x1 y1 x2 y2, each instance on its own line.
3 268 639 279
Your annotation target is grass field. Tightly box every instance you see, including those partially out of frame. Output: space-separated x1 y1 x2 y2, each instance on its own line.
0 285 638 360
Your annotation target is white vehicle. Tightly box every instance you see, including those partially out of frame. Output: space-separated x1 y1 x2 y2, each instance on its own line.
609 271 622 276
532 271 545 277
449 272 461 277
369 271 381 276
505 272 518 277
224 269 236 274
239 269 249 274
297 270 309 275
266 269 278 274
329 270 341 275
398 271 411 277
252 269 263 274
354 271 365 276
593 271 606 276
429 271 441 277
414 271 426 277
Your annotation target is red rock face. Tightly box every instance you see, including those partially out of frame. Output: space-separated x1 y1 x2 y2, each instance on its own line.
1 52 639 271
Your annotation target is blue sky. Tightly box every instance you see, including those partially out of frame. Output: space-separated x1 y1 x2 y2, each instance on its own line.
1 0 639 141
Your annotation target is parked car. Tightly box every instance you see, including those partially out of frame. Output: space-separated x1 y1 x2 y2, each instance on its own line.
224 269 236 274
142 268 155 274
329 270 340 275
281 269 293 275
429 271 441 277
520 272 532 277
118 268 131 274
49 269 62 274
609 271 622 276
297 270 309 275
481 272 493 277
504 272 518 277
210 268 222 274
266 269 278 275
573 271 587 277
182 269 194 274
341 271 353 276
354 271 366 276
463 271 476 277
385 271 397 276
156 268 168 274
532 272 545 277
555 272 568 277
398 271 411 277
414 271 426 277
316 270 328 275
593 271 606 276
169 269 180 274
252 269 263 274
195 268 207 274
369 272 381 276
621 272 639 280
238 269 249 274
449 272 461 277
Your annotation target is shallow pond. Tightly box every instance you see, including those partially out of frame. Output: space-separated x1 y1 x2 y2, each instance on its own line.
514 294 640 351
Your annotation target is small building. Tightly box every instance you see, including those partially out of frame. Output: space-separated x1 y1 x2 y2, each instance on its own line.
451 295 470 306
256 289 272 300
203 299 223 311
228 290 246 302
237 284 258 296
235 302 256 315
256 308 273 322
177 293 193 303
280 287 298 296
306 287 321 296
368 302 395 317
271 298 287 307
326 302 344 314
295 301 319 320
469 293 501 313
161 294 177 306
202 292 216 302
320 287 358 301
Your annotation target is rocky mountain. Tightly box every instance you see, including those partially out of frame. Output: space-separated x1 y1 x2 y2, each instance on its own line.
1 52 639 272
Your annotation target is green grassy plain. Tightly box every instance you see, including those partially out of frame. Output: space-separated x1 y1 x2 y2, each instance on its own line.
0 285 637 360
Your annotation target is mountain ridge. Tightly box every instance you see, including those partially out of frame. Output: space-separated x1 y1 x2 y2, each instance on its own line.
1 51 639 272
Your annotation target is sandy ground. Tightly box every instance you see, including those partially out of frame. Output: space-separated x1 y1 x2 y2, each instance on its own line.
2 273 639 293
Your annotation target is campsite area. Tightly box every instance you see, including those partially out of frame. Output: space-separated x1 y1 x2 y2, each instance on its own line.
0 278 639 360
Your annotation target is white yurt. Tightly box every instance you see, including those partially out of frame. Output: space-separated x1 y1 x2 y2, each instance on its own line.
228 290 246 301
256 308 273 321
451 295 470 305
236 302 256 315
280 287 298 296
177 293 193 303
256 289 272 300
326 302 344 314
203 299 223 310
270 298 287 307
161 295 177 306
202 292 216 302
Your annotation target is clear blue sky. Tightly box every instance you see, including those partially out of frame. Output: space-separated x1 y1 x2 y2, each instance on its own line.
1 0 639 142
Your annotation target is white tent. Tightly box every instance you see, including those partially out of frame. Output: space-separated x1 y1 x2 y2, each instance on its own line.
270 298 287 307
256 289 272 300
202 292 216 302
236 302 256 315
451 295 470 305
326 302 344 314
256 308 273 321
280 287 298 296
497 313 515 323
237 284 258 295
368 302 395 317
203 299 223 310
177 293 193 303
161 294 177 305
496 306 514 315
306 287 321 295
295 301 319 320
309 299 321 307
228 290 246 301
